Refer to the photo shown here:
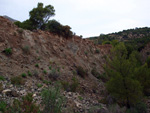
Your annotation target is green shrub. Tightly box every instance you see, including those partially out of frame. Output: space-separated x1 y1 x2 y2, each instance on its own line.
128 102 147 113
37 83 43 88
48 69 60 80
70 77 79 92
46 19 62 35
95 49 100 53
43 80 52 85
41 84 65 113
8 99 22 113
43 70 47 74
8 93 40 113
27 71 32 76
11 76 25 85
21 73 27 78
77 66 87 78
35 64 39 68
46 20 73 38
84 51 88 55
61 81 70 91
0 101 7 112
61 25 73 38
102 41 111 45
78 96 83 101
49 66 52 70
4 48 12 55
0 75 5 81
57 67 60 72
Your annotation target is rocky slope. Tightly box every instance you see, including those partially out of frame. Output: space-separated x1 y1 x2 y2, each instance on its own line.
0 16 113 112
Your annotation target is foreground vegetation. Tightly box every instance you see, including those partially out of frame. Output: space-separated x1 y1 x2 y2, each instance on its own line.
104 42 150 112
0 84 65 113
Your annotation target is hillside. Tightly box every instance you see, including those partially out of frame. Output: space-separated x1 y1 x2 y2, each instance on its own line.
1 16 150 112
0 16 113 112
89 27 150 61
89 27 150 41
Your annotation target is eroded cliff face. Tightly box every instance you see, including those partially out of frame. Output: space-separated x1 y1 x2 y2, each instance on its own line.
0 16 111 82
0 16 113 112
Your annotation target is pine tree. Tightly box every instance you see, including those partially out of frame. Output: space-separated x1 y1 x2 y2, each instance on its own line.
135 63 150 96
105 43 143 108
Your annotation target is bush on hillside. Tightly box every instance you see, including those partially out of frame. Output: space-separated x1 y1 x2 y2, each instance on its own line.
61 25 73 38
41 84 65 113
77 66 87 78
46 20 62 35
46 20 73 38
11 76 25 85
4 48 12 56
7 93 40 113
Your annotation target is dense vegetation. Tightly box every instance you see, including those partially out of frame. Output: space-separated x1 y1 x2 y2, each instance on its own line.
15 3 73 38
92 28 150 112
104 42 150 112
89 27 150 43
90 27 150 57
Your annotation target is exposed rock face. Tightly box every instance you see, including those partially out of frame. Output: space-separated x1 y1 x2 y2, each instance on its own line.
0 16 111 88
0 16 113 112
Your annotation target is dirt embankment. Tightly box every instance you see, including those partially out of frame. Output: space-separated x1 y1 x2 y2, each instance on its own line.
0 16 112 112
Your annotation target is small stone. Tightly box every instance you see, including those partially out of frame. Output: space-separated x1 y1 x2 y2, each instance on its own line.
9 84 13 88
74 100 82 108
33 93 36 97
20 89 26 96
2 89 11 94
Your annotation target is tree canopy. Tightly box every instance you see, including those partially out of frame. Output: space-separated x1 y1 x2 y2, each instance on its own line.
14 2 73 38
29 3 55 30
15 2 55 30
105 43 143 108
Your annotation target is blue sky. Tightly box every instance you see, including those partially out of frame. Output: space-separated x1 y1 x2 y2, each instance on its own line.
0 0 150 37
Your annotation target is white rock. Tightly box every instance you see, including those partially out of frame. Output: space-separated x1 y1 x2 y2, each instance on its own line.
2 89 11 94
33 93 36 97
74 100 82 108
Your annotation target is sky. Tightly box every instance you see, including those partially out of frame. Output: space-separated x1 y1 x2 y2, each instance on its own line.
0 0 150 38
